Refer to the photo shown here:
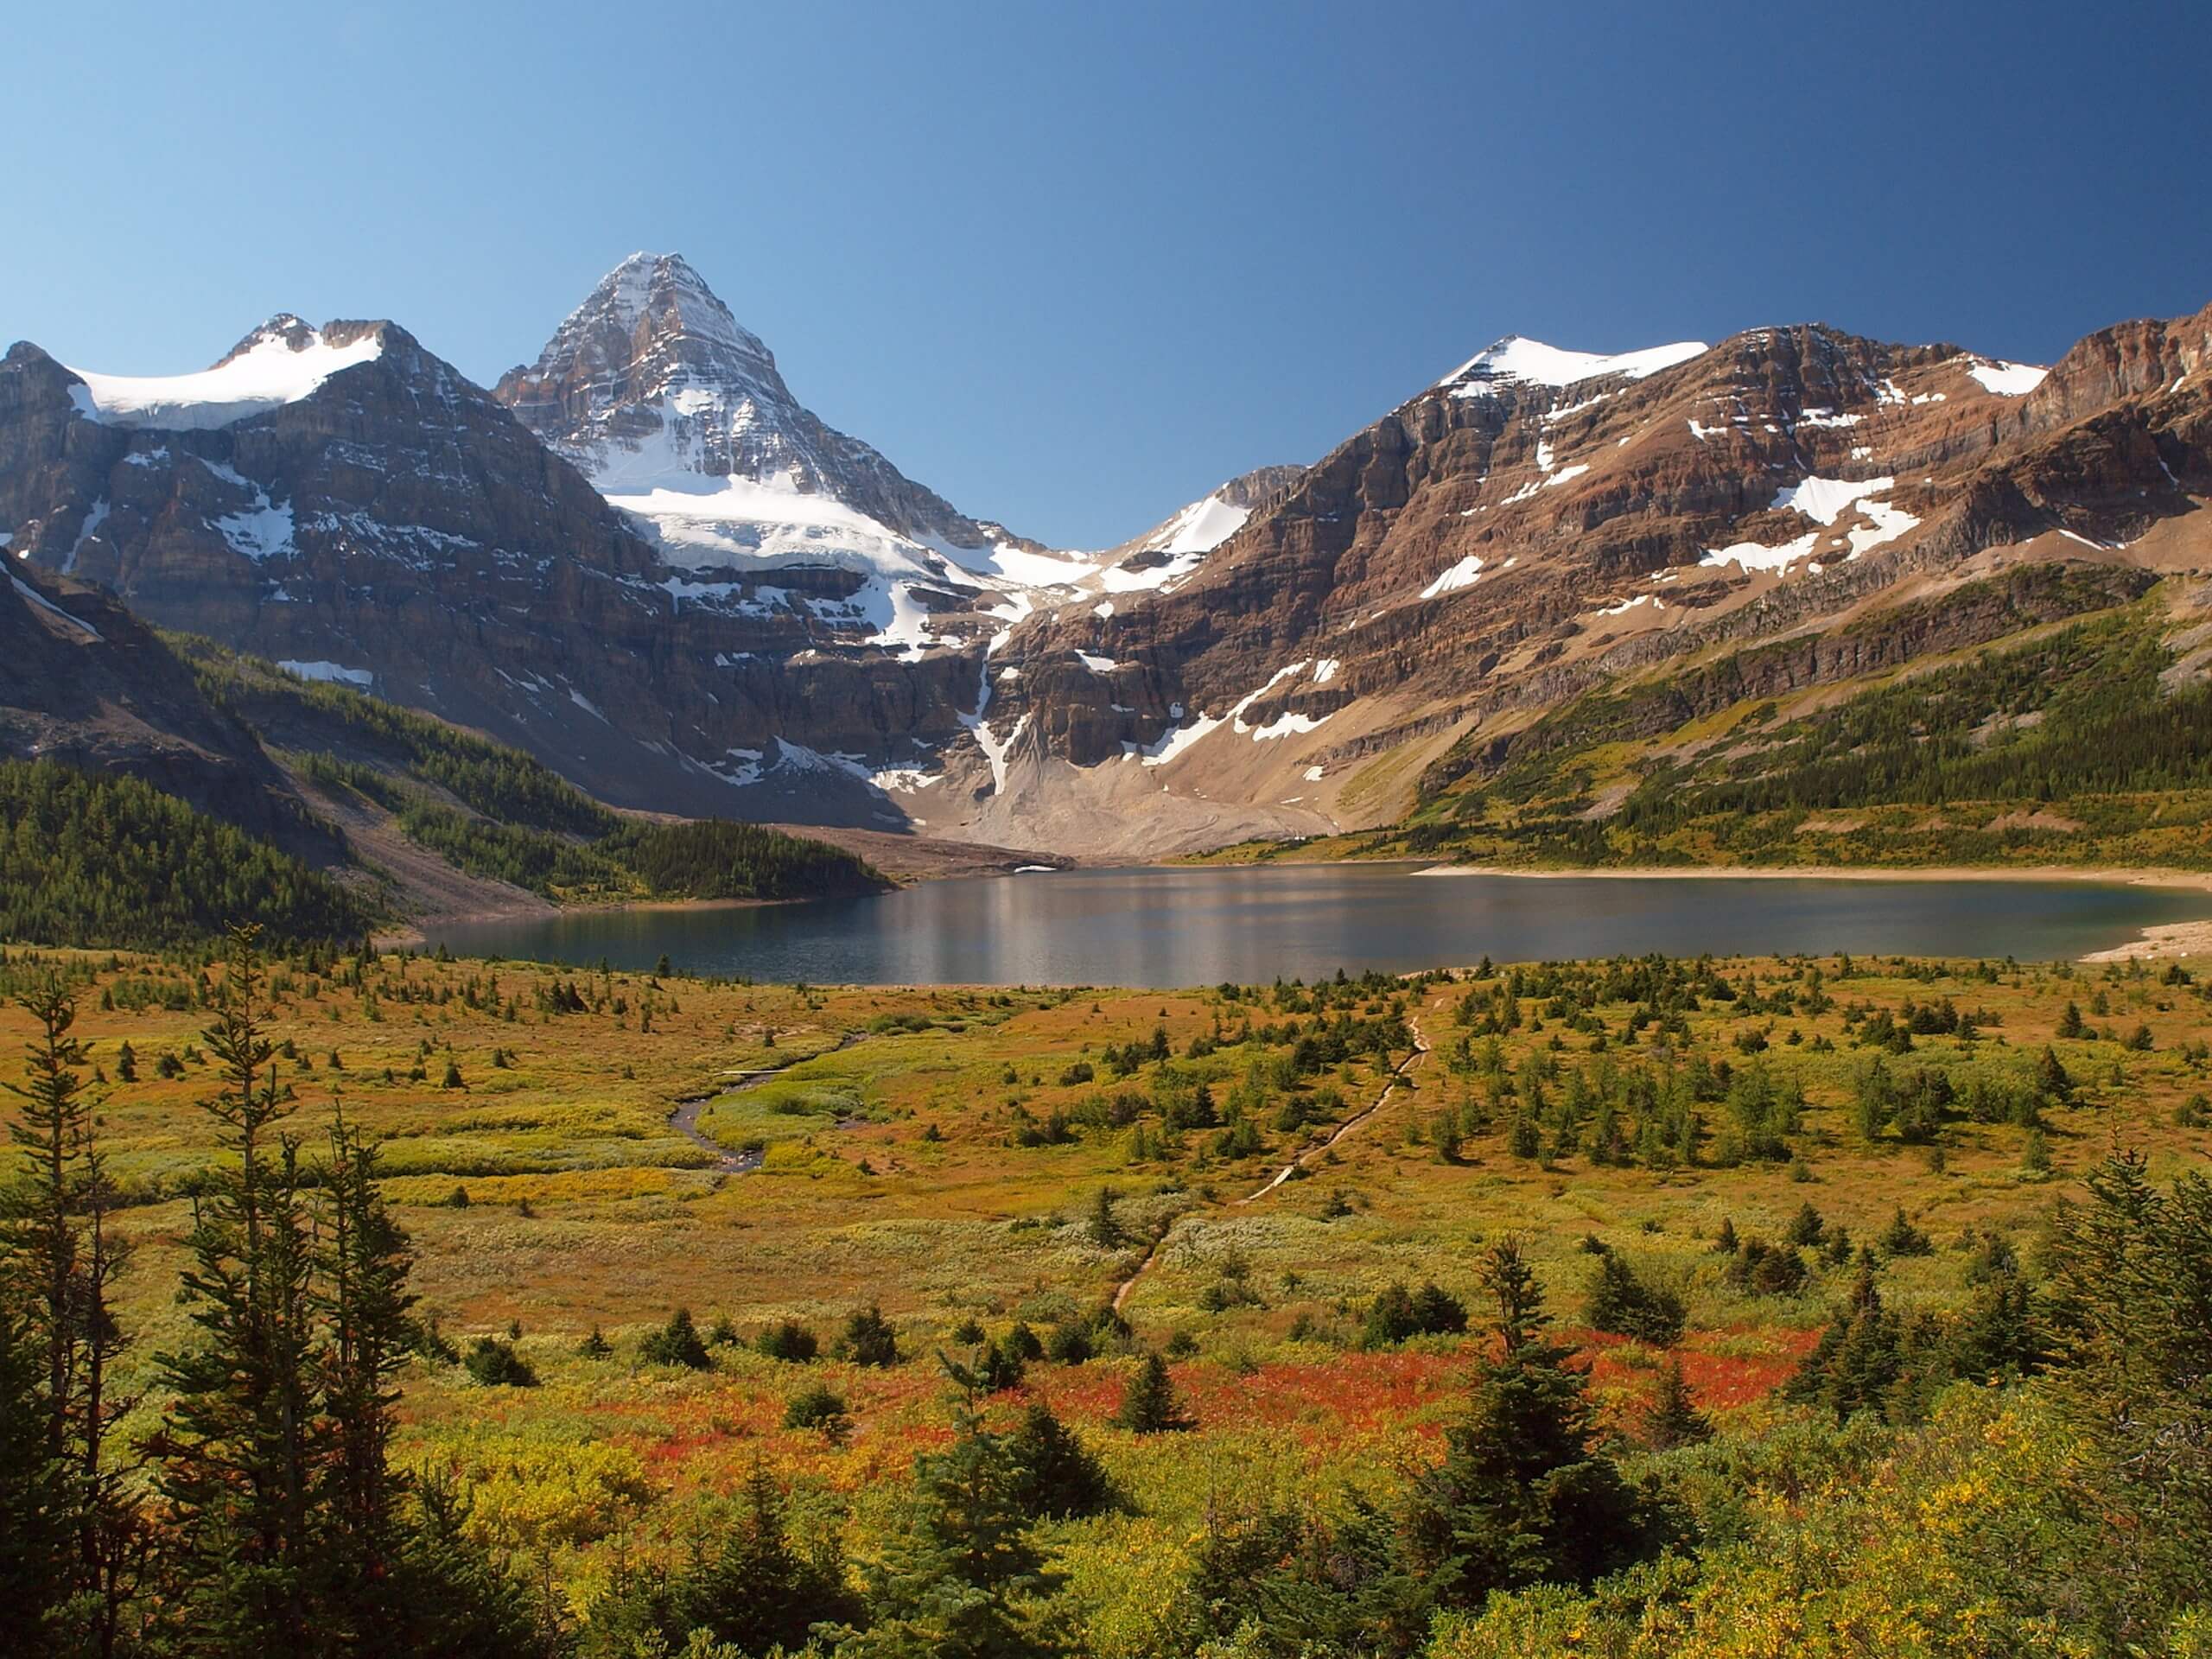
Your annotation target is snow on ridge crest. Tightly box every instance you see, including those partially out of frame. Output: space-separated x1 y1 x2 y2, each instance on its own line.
66 324 385 431
1441 335 1708 394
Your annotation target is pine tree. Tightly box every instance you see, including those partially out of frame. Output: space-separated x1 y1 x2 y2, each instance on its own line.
1112 1352 1191 1434
1783 1200 1827 1248
669 1462 855 1654
1585 1253 1688 1346
397 1475 542 1657
1478 1235 1547 1354
2037 1045 2074 1103
1787 1262 1904 1422
839 1304 901 1368
1877 1205 1934 1257
642 1307 713 1368
1362 1282 1420 1349
0 1300 64 1654
1087 1186 1123 1249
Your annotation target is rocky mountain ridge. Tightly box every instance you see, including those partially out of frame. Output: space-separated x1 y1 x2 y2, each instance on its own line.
912 306 2210 855
5 262 2209 861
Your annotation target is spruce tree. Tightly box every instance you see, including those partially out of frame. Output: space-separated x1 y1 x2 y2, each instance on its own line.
1402 1236 1669 1605
1643 1357 1713 1449
2044 1151 2212 1635
2 982 142 1656
315 1107 420 1638
1585 1253 1688 1346
1087 1186 1123 1249
1784 1201 1827 1248
669 1462 855 1654
1113 1352 1191 1434
1787 1262 1905 1422
0 1300 64 1653
1004 1401 1114 1520
641 1307 712 1368
829 1405 1058 1659
146 925 327 1650
838 1305 900 1368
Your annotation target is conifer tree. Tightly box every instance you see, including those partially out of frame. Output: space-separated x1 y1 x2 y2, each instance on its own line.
839 1304 901 1368
1086 1186 1123 1249
1788 1262 1905 1421
1402 1236 1668 1605
0 1299 63 1653
315 1106 420 1639
2044 1151 2212 1632
1004 1401 1114 1520
2 982 142 1656
1643 1357 1713 1450
830 1405 1058 1659
146 925 327 1649
668 1462 854 1654
1585 1253 1688 1346
1113 1352 1191 1434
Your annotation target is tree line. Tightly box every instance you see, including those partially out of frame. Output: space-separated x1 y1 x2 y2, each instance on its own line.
0 760 369 950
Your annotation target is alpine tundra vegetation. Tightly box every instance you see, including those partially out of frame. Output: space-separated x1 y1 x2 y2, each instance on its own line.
3 932 2210 1654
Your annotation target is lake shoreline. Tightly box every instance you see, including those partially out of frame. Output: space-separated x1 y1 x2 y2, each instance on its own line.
1408 861 2212 893
376 892 781 952
417 860 2212 982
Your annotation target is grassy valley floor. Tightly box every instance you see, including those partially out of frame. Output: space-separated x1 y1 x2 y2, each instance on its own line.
2 936 2208 1652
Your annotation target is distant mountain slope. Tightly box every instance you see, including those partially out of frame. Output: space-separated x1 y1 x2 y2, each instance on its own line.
906 305 2210 855
0 570 888 947
0 559 338 859
0 267 1270 837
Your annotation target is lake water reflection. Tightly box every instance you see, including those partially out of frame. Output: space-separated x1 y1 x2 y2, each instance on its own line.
425 865 2212 987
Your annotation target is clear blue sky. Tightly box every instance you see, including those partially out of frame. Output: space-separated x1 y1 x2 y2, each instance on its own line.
4 1 2207 546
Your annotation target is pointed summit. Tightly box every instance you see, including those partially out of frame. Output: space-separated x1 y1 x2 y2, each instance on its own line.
494 251 1024 555
495 252 796 488
590 251 766 357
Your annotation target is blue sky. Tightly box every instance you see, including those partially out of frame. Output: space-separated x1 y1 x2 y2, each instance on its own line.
4 1 2207 546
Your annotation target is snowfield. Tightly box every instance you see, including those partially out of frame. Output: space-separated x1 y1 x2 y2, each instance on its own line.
1443 335 1708 392
68 323 384 430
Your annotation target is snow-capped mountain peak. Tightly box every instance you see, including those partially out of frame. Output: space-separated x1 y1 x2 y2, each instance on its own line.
495 253 1095 658
496 251 807 493
594 251 765 357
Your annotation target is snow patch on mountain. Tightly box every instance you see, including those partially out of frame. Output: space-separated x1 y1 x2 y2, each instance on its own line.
1421 555 1485 598
1773 475 1897 525
1442 336 1707 393
1700 531 1821 574
1967 359 2049 397
10 575 103 640
67 321 384 430
62 500 109 575
278 659 374 687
